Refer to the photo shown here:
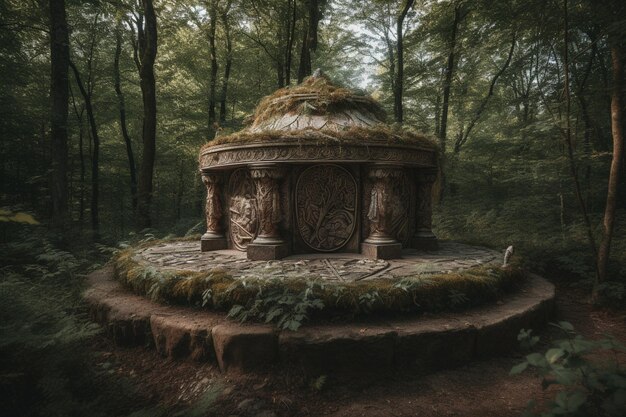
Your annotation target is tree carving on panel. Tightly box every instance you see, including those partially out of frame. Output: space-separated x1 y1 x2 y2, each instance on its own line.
296 165 357 251
228 169 258 250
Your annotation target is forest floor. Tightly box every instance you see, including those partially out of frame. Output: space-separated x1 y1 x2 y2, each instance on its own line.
91 282 626 417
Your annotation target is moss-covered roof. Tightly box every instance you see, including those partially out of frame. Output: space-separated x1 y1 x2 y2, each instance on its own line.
201 71 437 152
200 125 438 154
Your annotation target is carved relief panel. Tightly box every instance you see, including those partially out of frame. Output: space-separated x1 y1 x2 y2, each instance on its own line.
227 168 258 250
295 164 358 252
361 168 413 246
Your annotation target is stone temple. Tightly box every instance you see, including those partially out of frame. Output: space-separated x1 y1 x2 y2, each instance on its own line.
198 71 439 261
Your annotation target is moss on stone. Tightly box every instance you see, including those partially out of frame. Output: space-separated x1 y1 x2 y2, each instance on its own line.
200 125 438 153
112 239 525 321
251 73 387 125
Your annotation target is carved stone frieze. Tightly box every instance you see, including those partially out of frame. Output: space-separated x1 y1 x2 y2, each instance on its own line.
296 164 357 252
199 143 437 170
228 169 258 250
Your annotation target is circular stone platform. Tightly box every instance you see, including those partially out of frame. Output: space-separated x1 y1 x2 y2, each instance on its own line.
84 266 554 374
133 240 500 282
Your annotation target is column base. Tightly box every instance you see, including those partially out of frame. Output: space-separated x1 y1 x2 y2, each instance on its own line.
411 235 439 251
247 242 289 261
201 236 227 252
361 242 402 260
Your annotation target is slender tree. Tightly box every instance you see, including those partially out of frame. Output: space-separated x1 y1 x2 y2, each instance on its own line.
438 1 464 153
208 0 219 135
393 0 415 123
597 29 625 291
219 0 233 124
69 60 100 234
114 22 138 211
49 0 70 229
136 0 158 229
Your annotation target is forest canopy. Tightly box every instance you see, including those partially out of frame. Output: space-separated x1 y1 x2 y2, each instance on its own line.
1 0 625 294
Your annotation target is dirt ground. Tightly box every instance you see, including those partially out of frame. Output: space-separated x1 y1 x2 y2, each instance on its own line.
92 284 626 417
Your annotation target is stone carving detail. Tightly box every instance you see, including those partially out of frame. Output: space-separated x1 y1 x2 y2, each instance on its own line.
296 164 357 252
415 171 438 236
202 172 224 238
365 166 404 244
228 169 258 250
200 143 437 169
250 165 284 244
390 171 412 245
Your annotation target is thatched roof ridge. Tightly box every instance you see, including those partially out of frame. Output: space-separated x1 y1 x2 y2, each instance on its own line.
200 125 438 154
248 71 387 131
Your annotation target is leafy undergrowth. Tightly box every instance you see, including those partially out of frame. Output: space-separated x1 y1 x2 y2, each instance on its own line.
113 238 525 330
435 198 626 308
0 226 150 417
511 322 626 417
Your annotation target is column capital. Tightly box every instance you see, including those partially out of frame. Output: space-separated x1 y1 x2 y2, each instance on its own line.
249 164 285 180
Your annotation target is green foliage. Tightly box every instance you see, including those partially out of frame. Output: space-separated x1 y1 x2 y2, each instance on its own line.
113 238 525 328
227 280 326 331
511 322 626 416
309 375 328 392
0 228 168 417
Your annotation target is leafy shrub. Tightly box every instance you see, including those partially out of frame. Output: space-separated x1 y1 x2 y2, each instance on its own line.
511 322 626 417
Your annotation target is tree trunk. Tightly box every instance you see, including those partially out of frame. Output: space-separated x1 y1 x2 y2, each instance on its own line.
298 0 319 83
69 85 85 227
219 1 233 124
562 0 598 269
596 40 624 289
297 27 311 83
69 61 99 235
136 0 158 230
394 0 415 124
208 0 218 135
438 2 462 153
49 0 70 230
453 33 516 153
115 26 138 211
285 0 296 86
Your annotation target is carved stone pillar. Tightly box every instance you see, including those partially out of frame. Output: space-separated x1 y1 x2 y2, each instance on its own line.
361 165 403 260
411 169 438 250
200 171 227 251
247 164 289 260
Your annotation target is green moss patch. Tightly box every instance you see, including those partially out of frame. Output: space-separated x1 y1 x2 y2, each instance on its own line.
113 239 526 329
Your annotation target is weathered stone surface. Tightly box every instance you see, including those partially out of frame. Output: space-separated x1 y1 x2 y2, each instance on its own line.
410 235 439 251
246 242 289 261
360 242 402 260
212 324 278 371
84 267 154 346
279 327 396 373
150 315 214 361
394 319 476 371
201 237 228 252
470 274 555 357
135 241 500 282
84 266 555 373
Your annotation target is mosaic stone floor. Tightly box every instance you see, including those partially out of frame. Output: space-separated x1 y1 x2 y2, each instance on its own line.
133 241 501 282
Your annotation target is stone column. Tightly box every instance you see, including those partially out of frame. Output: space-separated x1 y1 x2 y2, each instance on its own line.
411 169 438 250
200 171 227 251
247 164 289 260
361 165 403 260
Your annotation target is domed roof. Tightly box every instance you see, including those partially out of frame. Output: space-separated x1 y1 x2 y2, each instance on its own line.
200 70 437 154
247 69 387 133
